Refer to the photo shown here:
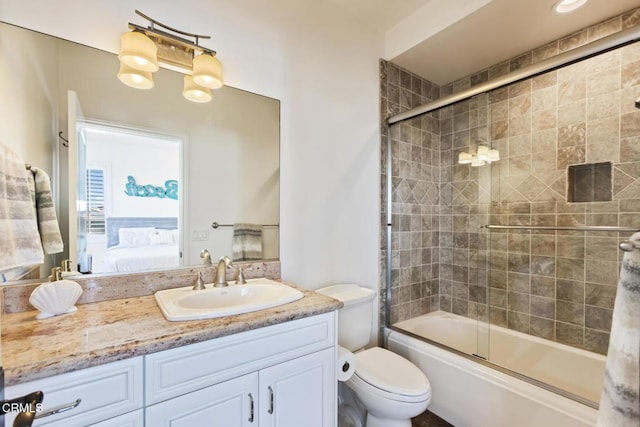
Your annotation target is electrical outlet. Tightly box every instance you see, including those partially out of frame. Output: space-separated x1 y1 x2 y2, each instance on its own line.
191 230 209 241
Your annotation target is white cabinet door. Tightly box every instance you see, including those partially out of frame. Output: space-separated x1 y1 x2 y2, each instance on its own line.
259 347 335 427
89 409 143 427
145 372 258 427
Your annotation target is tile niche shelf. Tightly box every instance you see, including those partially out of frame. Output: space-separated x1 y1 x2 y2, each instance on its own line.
567 162 612 203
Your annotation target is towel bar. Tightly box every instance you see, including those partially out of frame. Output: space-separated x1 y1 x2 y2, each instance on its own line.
482 225 640 232
211 222 279 229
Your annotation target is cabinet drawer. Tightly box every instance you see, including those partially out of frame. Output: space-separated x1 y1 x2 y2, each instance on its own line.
5 357 143 427
146 312 335 405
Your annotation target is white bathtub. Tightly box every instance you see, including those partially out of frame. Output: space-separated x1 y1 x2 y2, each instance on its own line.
388 311 607 427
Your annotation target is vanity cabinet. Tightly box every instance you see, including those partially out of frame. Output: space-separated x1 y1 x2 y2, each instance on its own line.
146 348 335 427
146 348 334 427
4 312 337 427
145 312 336 426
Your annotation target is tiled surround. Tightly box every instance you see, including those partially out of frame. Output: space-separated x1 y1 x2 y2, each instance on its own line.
380 61 441 325
438 94 492 320
381 7 640 355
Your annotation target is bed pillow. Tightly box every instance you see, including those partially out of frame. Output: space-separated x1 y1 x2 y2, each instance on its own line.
118 227 156 247
150 229 175 246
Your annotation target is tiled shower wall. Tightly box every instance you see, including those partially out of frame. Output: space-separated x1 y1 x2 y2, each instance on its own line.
381 7 640 355
379 61 442 326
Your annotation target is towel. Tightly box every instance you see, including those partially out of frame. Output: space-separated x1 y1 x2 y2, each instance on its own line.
0 144 44 271
232 223 263 262
29 166 64 254
596 232 640 427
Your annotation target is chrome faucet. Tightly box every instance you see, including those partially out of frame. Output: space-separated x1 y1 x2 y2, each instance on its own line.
200 249 212 265
214 256 232 287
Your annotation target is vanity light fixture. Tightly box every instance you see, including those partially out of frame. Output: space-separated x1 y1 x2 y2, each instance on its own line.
458 145 499 167
183 75 213 103
553 0 588 14
117 63 155 89
117 10 223 102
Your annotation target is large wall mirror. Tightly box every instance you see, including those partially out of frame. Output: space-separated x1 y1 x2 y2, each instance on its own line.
0 21 280 281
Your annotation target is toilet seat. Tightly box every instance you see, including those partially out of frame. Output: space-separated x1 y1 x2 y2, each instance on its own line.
349 347 431 403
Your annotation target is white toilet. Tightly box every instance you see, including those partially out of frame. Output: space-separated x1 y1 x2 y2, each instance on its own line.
317 284 431 427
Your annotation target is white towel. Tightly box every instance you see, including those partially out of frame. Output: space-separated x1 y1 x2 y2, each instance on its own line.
596 232 640 427
232 223 263 262
0 144 44 271
30 167 63 254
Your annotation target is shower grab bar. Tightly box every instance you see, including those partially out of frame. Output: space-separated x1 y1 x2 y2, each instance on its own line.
481 225 640 232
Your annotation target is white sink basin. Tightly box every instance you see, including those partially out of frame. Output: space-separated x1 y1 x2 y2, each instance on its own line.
155 278 304 321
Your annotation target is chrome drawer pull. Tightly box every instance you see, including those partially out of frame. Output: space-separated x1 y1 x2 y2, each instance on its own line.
268 386 274 414
248 393 254 422
34 399 81 419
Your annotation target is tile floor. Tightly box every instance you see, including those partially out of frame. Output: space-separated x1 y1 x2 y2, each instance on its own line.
412 410 454 426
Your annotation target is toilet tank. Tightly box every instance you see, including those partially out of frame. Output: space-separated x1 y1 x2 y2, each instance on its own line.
316 284 376 352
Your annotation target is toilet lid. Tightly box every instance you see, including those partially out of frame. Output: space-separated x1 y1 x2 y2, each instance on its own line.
354 347 429 396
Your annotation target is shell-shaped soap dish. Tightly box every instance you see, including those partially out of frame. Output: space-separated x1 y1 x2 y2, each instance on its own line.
29 277 83 320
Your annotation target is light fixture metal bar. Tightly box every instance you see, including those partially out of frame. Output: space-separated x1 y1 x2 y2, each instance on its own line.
128 23 217 56
135 9 211 43
387 24 640 125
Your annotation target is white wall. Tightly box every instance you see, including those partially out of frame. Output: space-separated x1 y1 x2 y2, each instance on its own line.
85 129 180 218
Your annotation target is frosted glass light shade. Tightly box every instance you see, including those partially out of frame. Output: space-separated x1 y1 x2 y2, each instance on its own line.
477 145 491 162
183 75 212 103
489 149 500 162
458 152 473 164
192 53 223 89
471 157 486 167
118 63 154 89
119 31 159 72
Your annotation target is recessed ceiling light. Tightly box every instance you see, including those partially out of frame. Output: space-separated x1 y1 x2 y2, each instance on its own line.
553 0 588 14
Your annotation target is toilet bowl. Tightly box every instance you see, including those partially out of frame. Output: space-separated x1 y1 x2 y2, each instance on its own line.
316 284 432 427
347 347 431 427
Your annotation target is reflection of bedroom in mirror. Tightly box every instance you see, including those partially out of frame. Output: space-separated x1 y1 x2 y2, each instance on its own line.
0 20 280 282
80 122 182 274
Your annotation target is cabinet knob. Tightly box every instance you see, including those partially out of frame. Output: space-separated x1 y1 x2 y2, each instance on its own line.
248 393 254 422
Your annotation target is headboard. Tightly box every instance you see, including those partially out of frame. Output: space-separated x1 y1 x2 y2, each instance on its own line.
106 217 178 247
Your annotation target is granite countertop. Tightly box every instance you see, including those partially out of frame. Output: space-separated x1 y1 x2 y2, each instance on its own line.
1 285 342 386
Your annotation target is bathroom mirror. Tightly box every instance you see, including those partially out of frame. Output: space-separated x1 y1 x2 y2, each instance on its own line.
0 21 280 281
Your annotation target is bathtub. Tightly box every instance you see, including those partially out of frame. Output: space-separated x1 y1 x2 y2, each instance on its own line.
387 311 606 427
